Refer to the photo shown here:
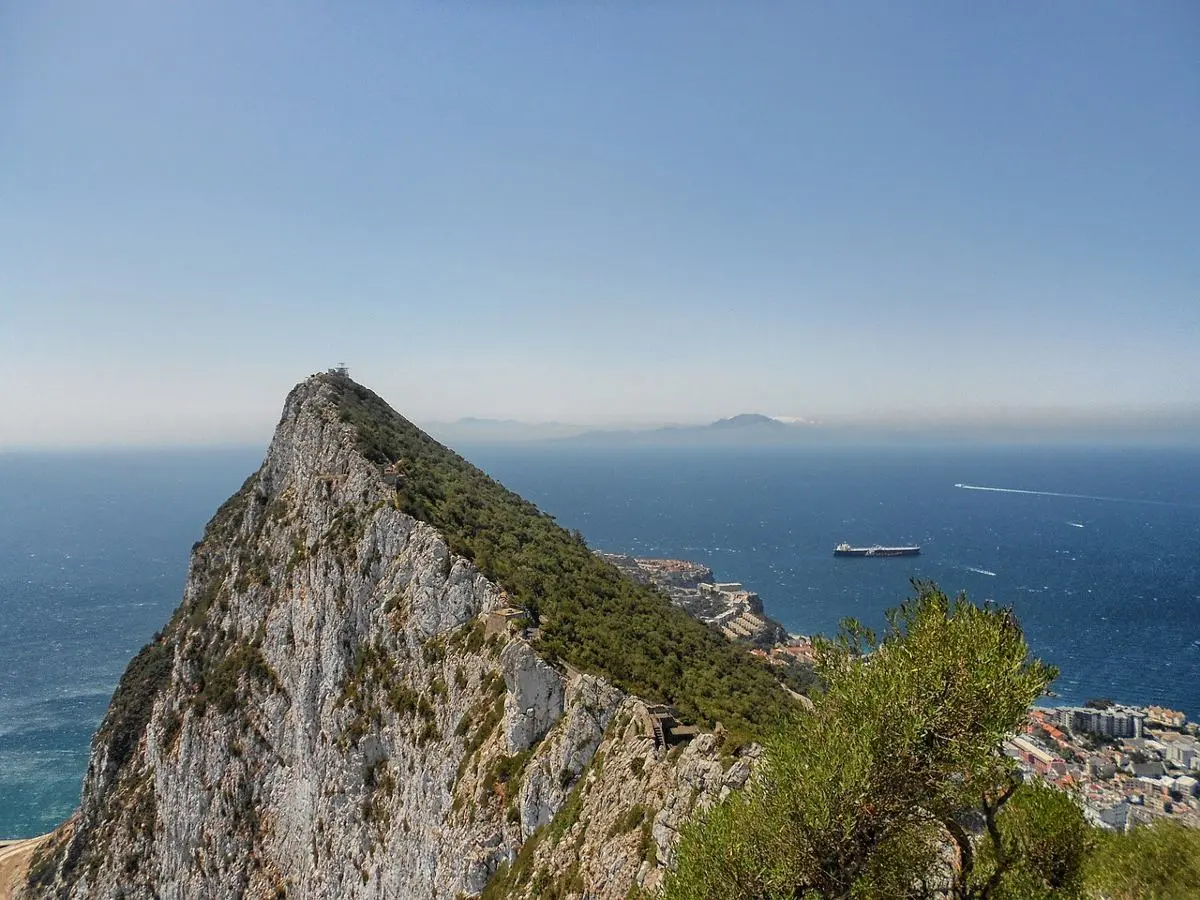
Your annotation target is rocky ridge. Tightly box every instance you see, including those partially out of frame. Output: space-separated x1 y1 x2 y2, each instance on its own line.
20 375 763 899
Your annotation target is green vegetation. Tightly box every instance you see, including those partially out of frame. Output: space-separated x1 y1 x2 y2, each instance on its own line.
197 640 279 715
97 633 175 777
327 374 795 741
662 581 1200 899
1084 820 1200 899
607 803 648 838
455 677 507 784
482 750 535 800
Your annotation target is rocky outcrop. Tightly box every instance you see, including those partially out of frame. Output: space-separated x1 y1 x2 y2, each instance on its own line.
501 640 565 753
492 706 759 899
20 375 758 900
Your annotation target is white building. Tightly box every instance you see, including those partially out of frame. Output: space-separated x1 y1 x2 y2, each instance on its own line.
1165 737 1198 771
1056 705 1145 740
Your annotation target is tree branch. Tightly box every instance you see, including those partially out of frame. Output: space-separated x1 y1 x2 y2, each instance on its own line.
943 815 974 900
977 783 1018 900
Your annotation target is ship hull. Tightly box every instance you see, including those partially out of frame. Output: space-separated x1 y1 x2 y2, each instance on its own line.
834 547 920 558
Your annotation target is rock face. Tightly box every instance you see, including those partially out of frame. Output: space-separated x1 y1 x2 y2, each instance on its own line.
501 640 565 754
20 376 751 900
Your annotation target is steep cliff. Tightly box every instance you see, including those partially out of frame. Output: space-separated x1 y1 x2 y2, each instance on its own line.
22 374 793 899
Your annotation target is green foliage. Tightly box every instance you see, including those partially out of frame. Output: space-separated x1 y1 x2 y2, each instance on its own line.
482 750 534 799
546 770 588 845
1083 819 1200 899
197 640 278 715
449 619 488 656
607 803 648 838
455 691 506 783
97 634 175 778
639 818 657 867
664 581 1060 900
327 374 794 740
971 781 1093 899
480 828 545 900
422 636 447 666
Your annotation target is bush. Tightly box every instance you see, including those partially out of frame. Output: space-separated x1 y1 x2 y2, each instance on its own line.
98 635 175 778
664 582 1062 899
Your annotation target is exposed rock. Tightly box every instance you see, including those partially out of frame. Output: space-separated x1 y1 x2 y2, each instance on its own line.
497 705 759 899
501 639 565 753
19 375 763 900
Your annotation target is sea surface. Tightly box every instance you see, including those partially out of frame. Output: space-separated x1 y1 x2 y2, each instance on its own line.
0 450 262 839
3 443 1199 838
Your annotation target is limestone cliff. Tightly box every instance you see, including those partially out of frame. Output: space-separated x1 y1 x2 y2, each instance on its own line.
21 375 777 899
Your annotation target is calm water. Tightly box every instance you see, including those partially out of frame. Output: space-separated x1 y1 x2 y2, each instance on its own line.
3 444 1199 838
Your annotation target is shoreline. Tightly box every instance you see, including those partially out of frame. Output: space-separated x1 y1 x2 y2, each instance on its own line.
0 834 52 900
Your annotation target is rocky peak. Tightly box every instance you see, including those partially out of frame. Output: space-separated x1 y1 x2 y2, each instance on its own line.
20 373 790 899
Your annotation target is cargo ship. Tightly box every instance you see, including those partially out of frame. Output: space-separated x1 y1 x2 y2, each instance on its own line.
834 542 920 558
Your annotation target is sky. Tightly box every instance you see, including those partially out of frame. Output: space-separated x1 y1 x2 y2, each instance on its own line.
2 2 1198 447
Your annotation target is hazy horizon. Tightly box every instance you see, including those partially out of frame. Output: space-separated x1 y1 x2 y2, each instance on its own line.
4 3 1197 447
3 382 1199 451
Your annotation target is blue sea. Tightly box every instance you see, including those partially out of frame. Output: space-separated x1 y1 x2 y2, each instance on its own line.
3 444 1200 839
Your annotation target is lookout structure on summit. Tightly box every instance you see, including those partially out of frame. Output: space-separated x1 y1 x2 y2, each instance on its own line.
328 363 350 377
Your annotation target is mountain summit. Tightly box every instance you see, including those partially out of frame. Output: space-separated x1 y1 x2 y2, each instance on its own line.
22 373 792 899
708 413 790 429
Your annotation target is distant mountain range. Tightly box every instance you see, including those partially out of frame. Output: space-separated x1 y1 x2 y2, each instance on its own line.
422 413 820 446
560 413 822 446
422 409 1200 448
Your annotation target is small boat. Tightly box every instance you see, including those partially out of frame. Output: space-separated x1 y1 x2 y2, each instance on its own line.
834 542 920 558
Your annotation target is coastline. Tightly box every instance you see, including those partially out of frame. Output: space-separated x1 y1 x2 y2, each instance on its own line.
0 834 51 900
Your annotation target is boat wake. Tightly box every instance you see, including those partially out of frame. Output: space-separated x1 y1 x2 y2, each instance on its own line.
964 566 997 577
1067 521 1085 528
954 483 1195 508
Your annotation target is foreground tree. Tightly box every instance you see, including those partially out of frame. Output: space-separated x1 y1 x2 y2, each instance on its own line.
664 580 1065 898
969 781 1092 899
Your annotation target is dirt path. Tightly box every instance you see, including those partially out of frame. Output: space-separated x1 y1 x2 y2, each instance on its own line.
0 835 51 900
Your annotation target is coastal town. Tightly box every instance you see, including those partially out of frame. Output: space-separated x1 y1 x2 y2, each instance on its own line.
1011 703 1200 830
595 552 787 647
602 551 1200 834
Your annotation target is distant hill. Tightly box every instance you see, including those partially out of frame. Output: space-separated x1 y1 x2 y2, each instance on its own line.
558 413 819 446
708 413 791 430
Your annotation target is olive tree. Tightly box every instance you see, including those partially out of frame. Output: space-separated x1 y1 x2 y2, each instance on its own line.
663 580 1063 899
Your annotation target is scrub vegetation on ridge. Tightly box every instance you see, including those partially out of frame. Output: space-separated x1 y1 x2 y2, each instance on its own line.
327 373 796 741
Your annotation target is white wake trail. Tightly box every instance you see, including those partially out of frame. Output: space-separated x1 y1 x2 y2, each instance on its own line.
954 483 1193 508
963 566 997 577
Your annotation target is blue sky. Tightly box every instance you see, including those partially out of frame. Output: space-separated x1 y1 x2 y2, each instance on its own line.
2 2 1198 446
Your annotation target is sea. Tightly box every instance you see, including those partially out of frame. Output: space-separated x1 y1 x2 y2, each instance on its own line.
3 443 1200 839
